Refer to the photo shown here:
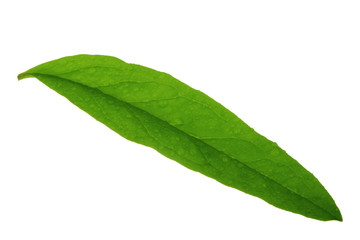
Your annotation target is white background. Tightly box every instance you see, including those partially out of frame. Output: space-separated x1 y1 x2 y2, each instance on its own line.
1 0 359 239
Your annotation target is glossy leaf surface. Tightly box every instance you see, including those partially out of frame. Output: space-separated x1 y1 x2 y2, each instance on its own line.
18 55 342 221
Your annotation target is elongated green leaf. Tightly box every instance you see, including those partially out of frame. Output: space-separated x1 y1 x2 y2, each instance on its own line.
18 54 341 221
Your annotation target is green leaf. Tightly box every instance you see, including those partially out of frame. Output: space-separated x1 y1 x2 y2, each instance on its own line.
18 54 342 221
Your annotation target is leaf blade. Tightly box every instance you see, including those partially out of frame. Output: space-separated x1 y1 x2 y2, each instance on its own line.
18 55 342 221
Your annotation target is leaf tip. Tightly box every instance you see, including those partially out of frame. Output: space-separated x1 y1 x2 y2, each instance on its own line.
334 211 343 222
17 72 33 81
327 205 343 222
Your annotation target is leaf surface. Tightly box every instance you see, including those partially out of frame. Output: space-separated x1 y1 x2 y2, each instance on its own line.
18 55 342 221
